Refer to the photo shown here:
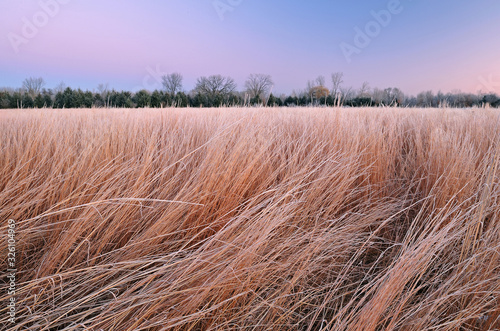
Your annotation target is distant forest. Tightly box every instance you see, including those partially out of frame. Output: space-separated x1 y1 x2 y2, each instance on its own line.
2 74 499 109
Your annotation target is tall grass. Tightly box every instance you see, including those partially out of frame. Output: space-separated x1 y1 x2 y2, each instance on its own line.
1 107 499 330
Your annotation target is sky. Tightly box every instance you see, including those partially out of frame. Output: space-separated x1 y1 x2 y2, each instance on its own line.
1 0 499 96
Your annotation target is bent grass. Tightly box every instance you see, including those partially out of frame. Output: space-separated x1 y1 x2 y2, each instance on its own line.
1 107 499 330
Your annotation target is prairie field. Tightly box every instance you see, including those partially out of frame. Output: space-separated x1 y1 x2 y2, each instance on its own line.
1 107 500 330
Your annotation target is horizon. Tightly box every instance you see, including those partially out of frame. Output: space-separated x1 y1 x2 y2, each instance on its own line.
2 1 500 96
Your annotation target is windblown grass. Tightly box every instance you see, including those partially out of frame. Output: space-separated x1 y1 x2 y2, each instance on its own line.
1 107 499 330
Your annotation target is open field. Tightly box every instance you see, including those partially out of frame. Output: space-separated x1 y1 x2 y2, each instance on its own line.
1 107 500 330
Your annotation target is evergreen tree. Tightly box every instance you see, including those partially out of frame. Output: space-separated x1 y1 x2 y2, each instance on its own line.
134 90 151 108
284 96 297 106
274 96 283 107
83 91 93 108
213 94 223 107
54 92 64 108
298 96 308 106
190 93 203 107
326 95 335 106
227 94 242 107
174 92 188 107
9 92 22 108
250 95 261 106
267 93 277 107
151 90 162 108
0 91 9 108
162 93 173 107
121 91 133 108
41 89 53 108
93 93 104 107
62 88 75 108
73 89 85 108
34 94 45 108
22 94 35 108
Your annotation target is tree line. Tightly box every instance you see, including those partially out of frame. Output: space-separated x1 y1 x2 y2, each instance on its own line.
1 74 499 109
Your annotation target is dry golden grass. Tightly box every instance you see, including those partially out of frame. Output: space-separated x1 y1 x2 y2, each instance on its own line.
1 107 499 330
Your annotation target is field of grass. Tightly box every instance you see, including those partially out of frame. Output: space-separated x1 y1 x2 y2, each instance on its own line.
1 107 499 330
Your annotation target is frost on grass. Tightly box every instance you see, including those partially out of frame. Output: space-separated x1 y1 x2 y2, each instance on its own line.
0 107 499 330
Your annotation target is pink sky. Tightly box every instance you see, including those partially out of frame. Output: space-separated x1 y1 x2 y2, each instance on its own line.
1 0 499 95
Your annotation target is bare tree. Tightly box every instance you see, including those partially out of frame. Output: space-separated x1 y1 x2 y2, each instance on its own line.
372 88 384 105
97 83 110 107
244 74 273 100
22 77 45 97
162 73 183 95
316 75 326 87
417 90 434 107
54 81 66 94
195 75 236 98
393 88 405 106
306 80 315 100
331 72 344 96
358 81 371 98
306 76 329 105
380 87 405 106
97 83 109 95
340 86 354 105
